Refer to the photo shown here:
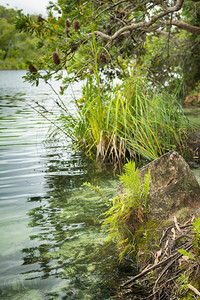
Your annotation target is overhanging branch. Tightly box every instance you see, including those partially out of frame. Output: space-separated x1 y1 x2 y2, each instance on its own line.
164 20 200 34
88 0 186 42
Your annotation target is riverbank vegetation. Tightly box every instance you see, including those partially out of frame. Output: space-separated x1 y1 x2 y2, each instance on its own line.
102 161 151 261
13 0 200 163
53 63 190 163
119 216 200 299
85 158 200 299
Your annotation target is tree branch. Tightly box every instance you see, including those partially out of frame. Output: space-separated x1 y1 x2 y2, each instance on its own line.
94 0 127 20
164 20 200 34
90 0 185 42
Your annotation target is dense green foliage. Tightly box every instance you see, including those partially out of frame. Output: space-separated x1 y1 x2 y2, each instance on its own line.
15 0 200 93
0 5 43 69
10 0 200 162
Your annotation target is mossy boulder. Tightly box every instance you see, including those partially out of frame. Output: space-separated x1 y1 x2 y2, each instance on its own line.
139 151 200 219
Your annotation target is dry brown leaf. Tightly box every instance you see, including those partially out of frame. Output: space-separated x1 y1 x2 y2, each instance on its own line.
178 257 186 266
142 264 152 273
154 249 162 265
164 239 169 249
138 206 144 223
182 255 189 261
183 218 192 226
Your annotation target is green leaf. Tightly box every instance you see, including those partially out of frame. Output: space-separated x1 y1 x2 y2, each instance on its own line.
178 249 196 261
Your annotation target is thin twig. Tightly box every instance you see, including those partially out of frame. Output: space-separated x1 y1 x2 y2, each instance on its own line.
159 225 174 246
121 243 193 288
152 254 180 296
94 0 127 20
187 284 200 297
28 103 69 137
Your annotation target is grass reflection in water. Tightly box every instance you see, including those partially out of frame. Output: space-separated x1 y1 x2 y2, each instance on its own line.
0 71 123 299
18 148 121 299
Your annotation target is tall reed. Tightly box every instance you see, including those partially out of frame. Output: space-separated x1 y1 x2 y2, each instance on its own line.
50 43 191 163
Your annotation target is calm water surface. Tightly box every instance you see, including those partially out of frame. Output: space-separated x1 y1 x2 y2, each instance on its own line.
0 71 120 299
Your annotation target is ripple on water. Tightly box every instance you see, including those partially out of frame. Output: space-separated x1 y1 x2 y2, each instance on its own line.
0 71 120 300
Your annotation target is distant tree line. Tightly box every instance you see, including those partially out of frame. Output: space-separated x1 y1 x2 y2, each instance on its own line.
0 5 44 69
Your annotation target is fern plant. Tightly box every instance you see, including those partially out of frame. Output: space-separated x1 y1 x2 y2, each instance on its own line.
102 161 150 260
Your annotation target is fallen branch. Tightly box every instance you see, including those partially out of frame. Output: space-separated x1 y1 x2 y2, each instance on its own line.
117 215 200 300
121 242 193 288
121 248 183 287
173 215 182 232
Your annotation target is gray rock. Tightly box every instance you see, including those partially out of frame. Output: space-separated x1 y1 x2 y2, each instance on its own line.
139 151 200 219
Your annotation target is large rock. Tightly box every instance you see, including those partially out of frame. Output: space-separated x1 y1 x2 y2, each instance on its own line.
184 93 200 105
139 151 200 219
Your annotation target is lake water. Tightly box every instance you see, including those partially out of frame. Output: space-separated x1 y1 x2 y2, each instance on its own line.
0 71 200 300
0 71 120 300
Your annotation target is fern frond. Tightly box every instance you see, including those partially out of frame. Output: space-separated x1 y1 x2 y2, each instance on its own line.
102 160 151 259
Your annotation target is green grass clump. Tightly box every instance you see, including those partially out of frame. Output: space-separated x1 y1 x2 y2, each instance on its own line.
55 69 190 163
46 40 191 163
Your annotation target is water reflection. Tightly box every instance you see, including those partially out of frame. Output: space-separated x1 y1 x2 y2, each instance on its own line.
19 142 120 299
0 70 120 299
